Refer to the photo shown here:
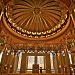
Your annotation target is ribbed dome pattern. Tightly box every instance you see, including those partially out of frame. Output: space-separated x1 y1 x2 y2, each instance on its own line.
4 0 69 40
12 0 62 32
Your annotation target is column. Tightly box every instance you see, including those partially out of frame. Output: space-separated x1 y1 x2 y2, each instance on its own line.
58 51 64 73
46 54 51 73
64 48 70 73
10 51 18 73
20 53 26 73
13 54 19 73
53 52 59 73
71 52 75 73
1 48 7 73
7 51 14 73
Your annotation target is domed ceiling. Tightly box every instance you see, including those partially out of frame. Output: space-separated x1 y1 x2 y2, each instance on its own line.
3 0 70 41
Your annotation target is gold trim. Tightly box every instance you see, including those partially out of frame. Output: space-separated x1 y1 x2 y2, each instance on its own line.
3 15 70 41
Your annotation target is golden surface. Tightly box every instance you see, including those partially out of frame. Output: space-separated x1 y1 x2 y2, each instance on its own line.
4 0 69 41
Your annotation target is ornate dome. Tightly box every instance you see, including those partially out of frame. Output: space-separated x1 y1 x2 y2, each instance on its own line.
12 0 62 32
3 0 70 41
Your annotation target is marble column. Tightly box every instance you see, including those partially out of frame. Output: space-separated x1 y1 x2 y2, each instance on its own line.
1 48 7 73
20 53 26 73
64 48 70 73
53 52 59 73
10 51 17 73
46 54 51 73
7 51 14 73
13 54 19 73
58 51 64 73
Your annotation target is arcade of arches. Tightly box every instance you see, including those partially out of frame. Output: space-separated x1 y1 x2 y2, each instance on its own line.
0 0 75 75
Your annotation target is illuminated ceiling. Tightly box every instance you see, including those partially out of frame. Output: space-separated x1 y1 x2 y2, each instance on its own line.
3 0 71 41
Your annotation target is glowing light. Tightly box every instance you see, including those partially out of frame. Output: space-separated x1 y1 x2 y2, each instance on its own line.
32 32 36 35
74 9 75 12
37 32 41 35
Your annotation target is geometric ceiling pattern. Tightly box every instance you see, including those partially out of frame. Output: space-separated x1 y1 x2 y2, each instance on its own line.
12 0 62 32
3 0 70 41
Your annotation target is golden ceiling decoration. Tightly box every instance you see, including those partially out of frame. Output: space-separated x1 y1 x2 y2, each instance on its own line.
3 0 70 41
12 0 62 32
